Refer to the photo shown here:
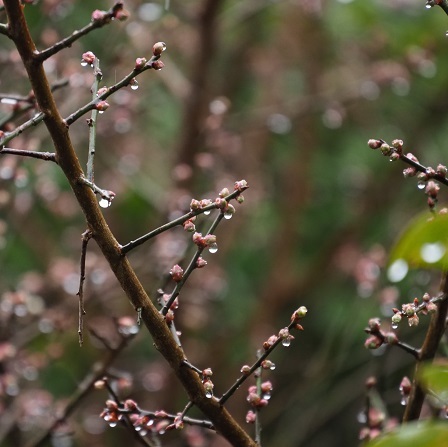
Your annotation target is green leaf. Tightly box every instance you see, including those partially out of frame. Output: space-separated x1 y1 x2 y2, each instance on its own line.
366 422 448 447
419 362 448 404
389 211 448 273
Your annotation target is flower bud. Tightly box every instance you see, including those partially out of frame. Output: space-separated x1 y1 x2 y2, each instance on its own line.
246 410 256 423
170 264 184 282
219 187 230 198
364 335 383 349
403 167 417 177
391 139 404 150
368 139 382 150
380 143 392 156
135 57 147 69
92 9 107 21
82 51 96 65
152 60 165 71
391 313 402 325
408 314 419 327
124 399 138 411
426 302 437 314
437 164 447 176
234 179 248 191
95 100 110 112
240 365 251 374
196 257 207 268
152 42 167 57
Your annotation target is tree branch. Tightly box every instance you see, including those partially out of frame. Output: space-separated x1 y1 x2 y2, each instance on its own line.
0 147 57 162
3 1 256 444
403 272 448 421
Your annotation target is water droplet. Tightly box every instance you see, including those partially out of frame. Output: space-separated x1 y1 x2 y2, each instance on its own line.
208 243 218 254
282 338 291 347
400 397 408 406
425 3 432 9
139 430 148 436
204 210 211 215
224 211 233 220
205 391 213 398
135 426 142 432
357 411 367 424
99 198 111 208
81 60 88 66
269 363 276 371
130 78 139 90
417 181 426 190
392 323 398 330
262 393 271 400
109 422 117 428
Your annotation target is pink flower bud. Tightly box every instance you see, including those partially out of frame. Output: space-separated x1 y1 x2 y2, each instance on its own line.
368 139 382 149
152 60 165 71
234 179 248 191
91 9 107 21
95 100 110 111
135 57 147 69
82 51 96 65
196 257 207 268
170 264 184 282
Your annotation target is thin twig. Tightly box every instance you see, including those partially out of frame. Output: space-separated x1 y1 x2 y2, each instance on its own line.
161 213 223 315
35 2 125 62
0 112 45 147
64 55 161 127
77 230 92 346
121 187 246 255
0 147 57 162
86 58 102 182
219 319 303 405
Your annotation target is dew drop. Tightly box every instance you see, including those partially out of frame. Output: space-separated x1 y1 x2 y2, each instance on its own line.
224 211 233 220
208 243 218 254
81 60 88 66
99 198 111 208
282 338 291 347
135 426 142 432
269 363 276 371
262 393 271 400
99 110 105 114
417 181 426 190
109 422 117 428
392 323 398 330
139 430 148 436
205 391 213 398
425 3 432 9
130 78 139 90
400 397 408 406
204 210 211 216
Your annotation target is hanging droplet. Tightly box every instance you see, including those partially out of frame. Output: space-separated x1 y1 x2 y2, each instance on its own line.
139 430 148 436
262 393 271 400
135 426 142 432
417 181 426 190
81 60 88 67
425 3 432 9
98 110 104 114
208 242 218 254
130 78 139 90
400 397 408 406
224 211 233 219
282 338 291 347
269 363 276 371
204 210 211 215
205 390 213 398
99 198 111 208
392 322 398 330
109 422 117 428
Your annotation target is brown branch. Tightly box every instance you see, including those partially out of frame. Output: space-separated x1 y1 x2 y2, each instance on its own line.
403 272 448 421
0 147 57 162
3 2 255 445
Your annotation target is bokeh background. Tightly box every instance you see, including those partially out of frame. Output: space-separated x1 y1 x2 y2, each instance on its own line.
1 0 448 446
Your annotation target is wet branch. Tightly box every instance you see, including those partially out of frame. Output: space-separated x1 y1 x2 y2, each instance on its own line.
77 230 92 346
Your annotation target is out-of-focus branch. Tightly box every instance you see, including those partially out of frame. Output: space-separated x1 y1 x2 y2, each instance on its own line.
174 0 224 187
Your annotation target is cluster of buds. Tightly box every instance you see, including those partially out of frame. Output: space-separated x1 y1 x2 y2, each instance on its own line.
190 198 213 212
192 232 218 252
245 381 273 424
368 138 447 210
391 293 438 328
364 318 398 350
129 410 171 436
201 368 214 398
